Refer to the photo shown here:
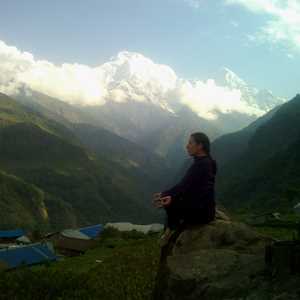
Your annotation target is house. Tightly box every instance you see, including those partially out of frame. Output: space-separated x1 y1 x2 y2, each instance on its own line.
0 229 31 248
0 229 26 243
48 224 103 255
0 242 57 270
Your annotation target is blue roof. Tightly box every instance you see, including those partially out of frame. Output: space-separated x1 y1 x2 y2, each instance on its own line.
79 224 103 239
0 243 57 269
0 229 25 239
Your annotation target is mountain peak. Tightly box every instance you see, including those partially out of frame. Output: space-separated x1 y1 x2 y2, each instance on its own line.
114 51 149 62
216 67 286 113
220 67 247 88
0 39 287 121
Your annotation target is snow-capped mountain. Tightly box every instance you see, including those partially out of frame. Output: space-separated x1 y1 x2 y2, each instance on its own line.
0 39 288 173
0 39 284 122
218 68 286 112
95 51 178 113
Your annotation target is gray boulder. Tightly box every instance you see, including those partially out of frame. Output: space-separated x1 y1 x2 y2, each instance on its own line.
153 211 300 299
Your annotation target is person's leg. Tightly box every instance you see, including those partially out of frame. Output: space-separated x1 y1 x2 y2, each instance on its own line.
159 201 185 247
163 212 168 230
164 201 182 230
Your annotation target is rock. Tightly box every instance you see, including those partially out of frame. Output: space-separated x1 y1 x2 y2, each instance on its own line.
171 219 268 256
153 214 280 300
215 208 231 221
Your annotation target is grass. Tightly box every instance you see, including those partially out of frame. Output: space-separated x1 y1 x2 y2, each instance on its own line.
0 215 298 299
232 212 300 240
0 229 161 300
254 226 298 240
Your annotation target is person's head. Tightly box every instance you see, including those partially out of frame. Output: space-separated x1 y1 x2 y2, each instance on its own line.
186 132 211 157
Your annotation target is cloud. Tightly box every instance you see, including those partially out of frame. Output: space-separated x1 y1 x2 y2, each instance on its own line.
230 20 239 27
0 40 107 105
0 41 34 95
173 79 262 119
183 0 202 9
226 0 300 51
0 39 275 120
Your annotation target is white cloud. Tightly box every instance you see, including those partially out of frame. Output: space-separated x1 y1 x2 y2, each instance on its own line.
183 0 202 9
0 39 275 120
0 40 107 105
173 78 262 119
230 20 239 27
226 0 300 51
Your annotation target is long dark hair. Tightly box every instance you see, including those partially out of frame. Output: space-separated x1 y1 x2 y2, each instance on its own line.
191 132 217 174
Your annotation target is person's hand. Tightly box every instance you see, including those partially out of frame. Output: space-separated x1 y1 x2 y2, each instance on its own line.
153 192 162 199
152 192 163 208
160 196 172 207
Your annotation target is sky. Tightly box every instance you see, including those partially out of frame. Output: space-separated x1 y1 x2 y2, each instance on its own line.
0 0 299 106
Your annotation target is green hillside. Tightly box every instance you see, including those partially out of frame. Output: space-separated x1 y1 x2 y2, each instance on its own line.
211 105 281 167
0 92 79 144
0 170 49 230
73 123 171 187
213 94 300 213
0 93 164 230
0 230 160 300
137 105 221 170
14 91 172 191
0 122 89 169
15 89 101 128
218 137 300 212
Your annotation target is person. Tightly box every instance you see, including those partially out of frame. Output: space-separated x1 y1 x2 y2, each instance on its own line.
152 132 217 245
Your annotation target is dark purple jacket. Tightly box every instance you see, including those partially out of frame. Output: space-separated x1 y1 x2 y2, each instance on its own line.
161 155 217 224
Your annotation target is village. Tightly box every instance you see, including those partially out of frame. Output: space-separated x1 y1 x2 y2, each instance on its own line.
0 222 164 271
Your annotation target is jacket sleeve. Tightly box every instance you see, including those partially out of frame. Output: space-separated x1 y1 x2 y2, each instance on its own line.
160 162 201 201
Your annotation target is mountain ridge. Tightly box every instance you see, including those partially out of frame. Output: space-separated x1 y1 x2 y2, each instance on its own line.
212 94 300 213
0 93 171 229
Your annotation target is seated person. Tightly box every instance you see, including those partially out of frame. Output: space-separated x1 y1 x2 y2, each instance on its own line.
153 132 217 245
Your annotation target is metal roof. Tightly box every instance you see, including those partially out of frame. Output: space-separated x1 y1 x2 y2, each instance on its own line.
79 224 103 238
0 229 25 239
0 242 57 269
61 229 91 240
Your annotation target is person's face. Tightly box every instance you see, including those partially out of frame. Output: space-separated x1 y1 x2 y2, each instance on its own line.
186 136 203 156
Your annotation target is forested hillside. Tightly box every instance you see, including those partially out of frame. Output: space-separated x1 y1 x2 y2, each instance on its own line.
0 93 169 230
212 94 300 213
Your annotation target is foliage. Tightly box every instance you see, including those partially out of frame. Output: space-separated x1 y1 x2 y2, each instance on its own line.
0 93 162 230
0 231 160 300
215 95 300 214
0 170 49 230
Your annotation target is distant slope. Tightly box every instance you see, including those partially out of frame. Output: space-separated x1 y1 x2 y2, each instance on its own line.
14 90 173 181
15 90 228 173
211 105 281 167
0 170 49 230
135 105 221 175
0 93 166 229
14 90 101 128
0 122 89 169
213 94 300 213
0 92 81 145
73 123 171 180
